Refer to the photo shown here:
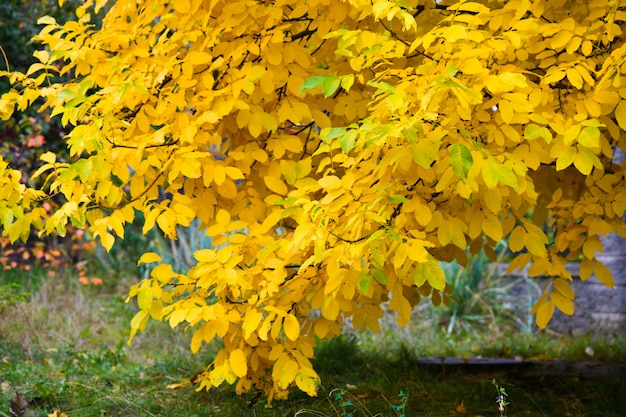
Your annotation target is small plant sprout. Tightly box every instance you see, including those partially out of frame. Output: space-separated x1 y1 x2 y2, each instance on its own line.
388 390 409 417
492 379 509 417
294 389 410 417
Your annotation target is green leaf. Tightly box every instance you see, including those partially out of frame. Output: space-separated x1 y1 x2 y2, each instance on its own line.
445 64 459 77
339 130 357 153
357 270 373 294
402 127 418 143
371 269 388 286
322 127 347 141
70 211 86 228
524 124 552 143
341 75 354 91
387 195 409 204
497 163 518 188
74 159 93 181
367 80 396 93
299 76 324 93
413 258 446 291
385 226 401 242
300 75 342 98
321 75 341 98
449 143 473 179
273 196 299 206
57 89 75 100
457 128 473 139
411 143 434 168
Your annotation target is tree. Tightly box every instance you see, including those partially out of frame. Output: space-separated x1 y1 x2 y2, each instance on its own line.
0 0 100 276
1 0 626 402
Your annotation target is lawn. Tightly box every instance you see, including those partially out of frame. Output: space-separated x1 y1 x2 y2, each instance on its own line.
1 268 625 417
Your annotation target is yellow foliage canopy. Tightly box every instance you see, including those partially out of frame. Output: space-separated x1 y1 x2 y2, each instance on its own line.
2 0 626 401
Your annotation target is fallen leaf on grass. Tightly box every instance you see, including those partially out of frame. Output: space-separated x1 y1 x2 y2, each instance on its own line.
9 392 28 416
452 402 468 415
48 412 70 417
166 380 192 389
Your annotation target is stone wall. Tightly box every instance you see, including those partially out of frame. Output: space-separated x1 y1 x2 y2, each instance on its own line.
499 148 626 336
497 253 626 336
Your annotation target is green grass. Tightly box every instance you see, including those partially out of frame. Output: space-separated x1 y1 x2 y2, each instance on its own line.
1 269 625 417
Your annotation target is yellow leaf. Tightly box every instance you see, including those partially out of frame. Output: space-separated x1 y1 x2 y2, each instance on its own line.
143 208 162 235
137 252 162 266
149 299 163 320
573 148 595 175
230 349 248 378
438 220 455 246
414 202 432 226
225 166 244 180
481 158 499 189
243 309 263 339
390 290 412 326
593 261 615 288
100 232 115 252
575 66 594 87
593 90 619 106
186 51 212 65
482 189 501 214
553 278 574 299
556 146 576 171
194 249 216 262
525 232 547 257
551 30 572 50
264 175 288 195
535 300 554 329
216 209 231 226
267 45 283 66
577 126 600 149
128 310 149 345
458 58 484 75
137 287 153 311
566 67 583 90
213 165 226 185
579 258 593 281
257 209 283 234
168 308 188 328
414 257 446 291
508 225 526 252
566 36 582 55
551 291 574 315
295 367 320 396
236 110 251 129
482 213 503 241
584 97 601 117
543 69 566 85
173 0 190 13
393 243 409 270
280 160 298 185
165 380 192 390
180 158 202 178
283 314 300 341
318 175 343 189
275 356 298 389
248 115 263 138
615 100 626 130
407 241 430 262
40 151 56 164
157 211 177 239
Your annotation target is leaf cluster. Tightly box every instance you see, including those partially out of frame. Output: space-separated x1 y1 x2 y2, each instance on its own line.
0 0 626 402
